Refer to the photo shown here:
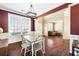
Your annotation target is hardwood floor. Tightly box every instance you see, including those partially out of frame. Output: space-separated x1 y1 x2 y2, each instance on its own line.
8 41 43 56
8 41 22 56
0 36 70 56
45 36 70 56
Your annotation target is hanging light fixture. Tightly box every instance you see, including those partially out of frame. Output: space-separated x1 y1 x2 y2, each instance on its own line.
25 4 37 18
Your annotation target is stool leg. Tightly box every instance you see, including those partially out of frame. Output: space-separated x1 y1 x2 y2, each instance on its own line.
42 50 45 56
21 48 23 54
35 51 37 56
78 52 79 56
24 48 26 56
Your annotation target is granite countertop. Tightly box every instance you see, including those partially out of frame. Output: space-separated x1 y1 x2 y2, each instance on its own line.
70 35 79 40
0 33 9 40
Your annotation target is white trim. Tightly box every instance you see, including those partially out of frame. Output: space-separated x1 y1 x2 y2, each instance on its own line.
69 3 79 7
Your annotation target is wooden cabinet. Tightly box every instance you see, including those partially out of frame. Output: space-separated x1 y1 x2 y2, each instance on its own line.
71 4 79 35
0 39 8 56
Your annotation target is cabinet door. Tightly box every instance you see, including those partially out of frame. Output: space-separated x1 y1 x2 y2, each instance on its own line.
0 47 8 56
0 39 8 56
71 4 79 35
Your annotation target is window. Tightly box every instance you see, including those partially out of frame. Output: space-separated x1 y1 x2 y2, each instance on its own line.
8 13 31 35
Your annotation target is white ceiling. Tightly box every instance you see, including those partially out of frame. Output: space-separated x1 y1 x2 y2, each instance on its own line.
0 3 64 16
45 9 65 22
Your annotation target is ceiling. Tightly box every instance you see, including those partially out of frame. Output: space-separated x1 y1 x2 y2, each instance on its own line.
0 3 64 16
45 9 65 22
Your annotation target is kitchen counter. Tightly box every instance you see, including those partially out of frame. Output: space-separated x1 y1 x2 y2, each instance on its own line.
0 33 9 40
0 33 8 56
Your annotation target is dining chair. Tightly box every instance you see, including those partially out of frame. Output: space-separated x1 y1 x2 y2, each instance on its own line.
21 35 31 56
33 35 44 56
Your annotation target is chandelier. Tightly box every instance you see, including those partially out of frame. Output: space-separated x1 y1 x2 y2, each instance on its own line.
25 4 37 18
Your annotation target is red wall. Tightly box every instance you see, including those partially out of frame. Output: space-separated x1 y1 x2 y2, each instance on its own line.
71 4 79 35
0 9 35 32
0 10 8 32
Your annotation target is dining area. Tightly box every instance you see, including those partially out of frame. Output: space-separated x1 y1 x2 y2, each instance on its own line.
20 32 45 56
0 31 70 56
18 31 69 56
